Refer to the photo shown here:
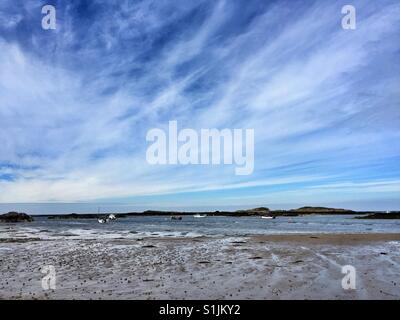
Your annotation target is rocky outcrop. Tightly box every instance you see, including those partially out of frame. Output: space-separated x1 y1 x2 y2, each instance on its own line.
355 212 400 219
289 206 355 214
48 213 97 219
38 206 365 219
234 207 271 216
0 212 33 223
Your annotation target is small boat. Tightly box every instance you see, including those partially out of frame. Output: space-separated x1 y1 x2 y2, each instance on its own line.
98 214 117 224
171 216 182 220
261 216 274 219
193 214 206 218
97 208 113 224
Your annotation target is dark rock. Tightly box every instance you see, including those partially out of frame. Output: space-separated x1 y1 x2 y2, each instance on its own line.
48 213 97 219
0 212 33 223
0 237 40 243
355 212 400 219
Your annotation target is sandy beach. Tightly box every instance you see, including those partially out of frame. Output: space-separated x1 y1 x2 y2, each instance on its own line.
1 232 399 300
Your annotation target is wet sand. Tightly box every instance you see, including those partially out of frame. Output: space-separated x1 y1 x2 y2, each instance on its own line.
0 233 399 299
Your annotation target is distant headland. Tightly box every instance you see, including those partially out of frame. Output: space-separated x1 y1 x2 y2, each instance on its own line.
1 206 400 222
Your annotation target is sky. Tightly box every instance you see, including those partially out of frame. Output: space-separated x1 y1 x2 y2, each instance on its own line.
0 0 399 213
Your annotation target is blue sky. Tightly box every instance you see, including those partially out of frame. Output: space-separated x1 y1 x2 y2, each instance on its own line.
0 0 399 213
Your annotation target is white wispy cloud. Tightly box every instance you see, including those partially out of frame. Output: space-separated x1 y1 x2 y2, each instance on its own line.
0 0 399 210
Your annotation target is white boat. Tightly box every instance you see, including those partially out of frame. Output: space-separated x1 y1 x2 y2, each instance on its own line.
98 214 116 224
193 214 206 218
261 216 273 219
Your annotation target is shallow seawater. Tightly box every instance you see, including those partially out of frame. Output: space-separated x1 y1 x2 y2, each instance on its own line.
1 215 400 240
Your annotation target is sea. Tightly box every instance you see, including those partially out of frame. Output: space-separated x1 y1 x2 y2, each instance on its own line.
1 215 400 240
